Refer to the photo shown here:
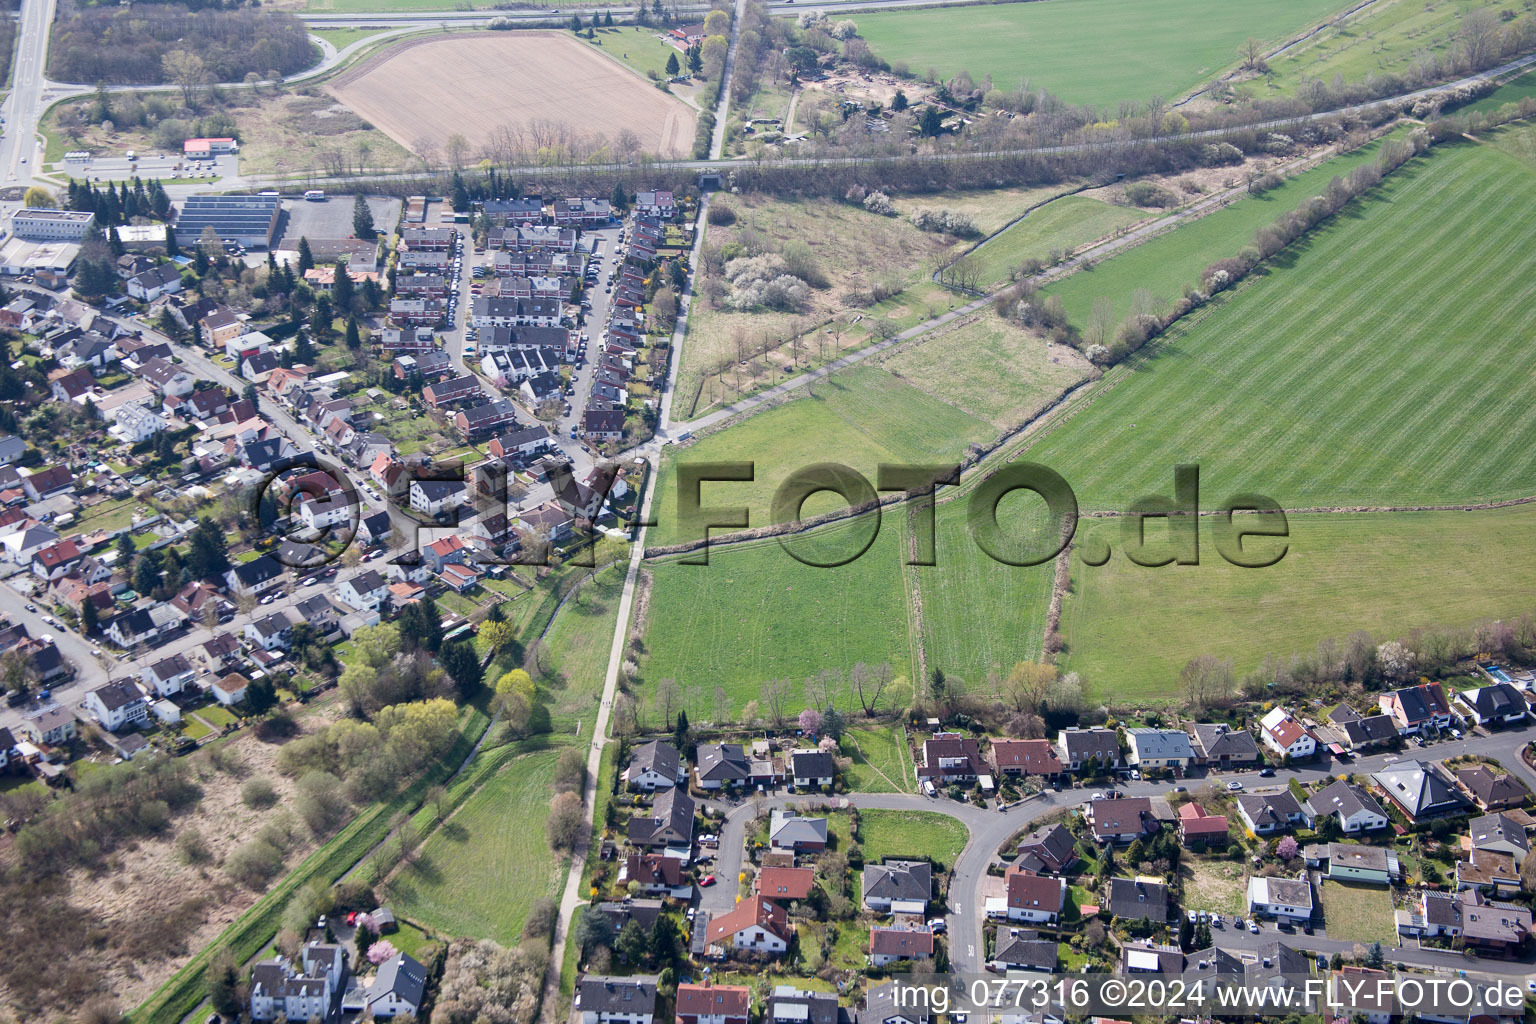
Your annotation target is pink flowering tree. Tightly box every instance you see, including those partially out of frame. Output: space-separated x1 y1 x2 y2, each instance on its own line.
1276 836 1299 861
798 708 822 734
367 940 398 965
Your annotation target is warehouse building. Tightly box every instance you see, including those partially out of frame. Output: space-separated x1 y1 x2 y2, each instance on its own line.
173 194 281 250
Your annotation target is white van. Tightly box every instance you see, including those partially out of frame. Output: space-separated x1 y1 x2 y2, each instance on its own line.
922 780 936 797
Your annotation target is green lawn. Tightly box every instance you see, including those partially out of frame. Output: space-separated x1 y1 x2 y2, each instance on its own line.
640 517 911 719
533 561 627 737
915 497 1056 691
1464 69 1536 116
858 809 969 868
1318 880 1397 945
1020 140 1536 513
584 25 689 83
309 27 392 49
855 0 1351 108
1061 507 1536 696
1260 0 1526 99
197 705 239 729
843 725 913 794
389 749 567 944
880 312 1092 430
650 365 992 547
1047 130 1403 327
970 194 1150 288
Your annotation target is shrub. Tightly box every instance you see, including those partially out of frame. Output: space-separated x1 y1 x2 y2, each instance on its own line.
241 777 279 809
862 190 894 216
706 202 737 226
910 207 980 236
1123 182 1178 208
225 837 286 888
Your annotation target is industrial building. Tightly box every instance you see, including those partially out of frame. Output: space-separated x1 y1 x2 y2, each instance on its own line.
173 194 281 250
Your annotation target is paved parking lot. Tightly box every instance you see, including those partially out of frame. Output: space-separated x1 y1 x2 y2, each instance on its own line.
62 152 237 182
274 194 402 247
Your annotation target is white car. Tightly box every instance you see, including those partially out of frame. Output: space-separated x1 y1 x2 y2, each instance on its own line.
1128 769 1141 781
1226 781 1243 792
1248 921 1259 934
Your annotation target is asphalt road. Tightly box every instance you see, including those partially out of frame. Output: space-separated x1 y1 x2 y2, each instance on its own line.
692 725 1536 983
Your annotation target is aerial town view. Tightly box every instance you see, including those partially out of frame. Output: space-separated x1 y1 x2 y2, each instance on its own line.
0 0 1532 1020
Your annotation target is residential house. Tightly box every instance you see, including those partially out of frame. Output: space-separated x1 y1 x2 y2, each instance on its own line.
338 570 390 612
1014 822 1079 875
367 952 427 1019
1002 868 1066 924
1306 779 1391 834
635 191 678 218
1185 722 1262 768
1455 847 1522 896
21 465 74 501
1106 877 1170 924
1125 728 1197 771
1245 875 1313 923
991 738 1064 779
423 374 483 409
1311 842 1397 885
861 859 932 913
675 984 750 1024
695 742 751 790
357 510 394 548
626 741 686 793
199 305 246 350
410 479 467 517
1260 707 1318 760
582 404 625 443
1468 812 1529 866
1087 796 1157 844
137 356 195 397
627 786 694 850
126 264 184 301
755 866 816 904
858 984 928 1024
246 612 295 652
86 680 149 732
225 554 284 597
422 533 468 573
1458 889 1531 957
489 424 553 462
769 810 828 852
1235 791 1310 835
1379 682 1454 735
108 403 167 444
1372 760 1470 822
917 733 986 786
791 749 835 788
140 654 194 697
455 397 520 439
1176 802 1230 847
31 539 83 581
705 896 791 958
990 929 1058 973
370 453 409 500
198 633 241 673
20 703 77 746
212 672 250 706
248 944 347 1022
1326 704 1400 751
619 853 691 898
868 927 933 967
1396 889 1464 939
106 604 184 648
1455 683 1529 727
1455 766 1528 811
596 899 663 935
767 987 843 1024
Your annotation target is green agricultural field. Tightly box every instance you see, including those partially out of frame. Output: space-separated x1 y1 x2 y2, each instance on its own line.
1047 131 1401 327
650 365 992 547
843 725 914 793
1020 140 1536 513
969 194 1150 288
390 749 566 944
854 0 1350 109
640 517 911 718
858 809 969 867
1260 0 1525 99
1060 507 1536 694
881 311 1093 429
915 498 1056 693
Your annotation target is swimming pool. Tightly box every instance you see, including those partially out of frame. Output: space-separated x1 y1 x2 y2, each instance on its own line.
1485 664 1514 684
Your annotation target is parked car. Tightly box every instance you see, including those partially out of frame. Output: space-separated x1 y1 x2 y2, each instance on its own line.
1248 921 1259 934
700 874 716 887
1258 767 1275 777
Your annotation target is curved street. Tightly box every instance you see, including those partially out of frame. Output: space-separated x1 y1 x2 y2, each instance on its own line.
693 723 1536 983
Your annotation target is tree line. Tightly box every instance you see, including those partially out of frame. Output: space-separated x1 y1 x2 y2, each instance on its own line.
49 5 313 85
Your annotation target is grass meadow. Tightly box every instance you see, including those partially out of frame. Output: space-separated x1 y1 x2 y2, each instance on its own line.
1060 507 1536 693
1046 131 1401 327
1019 140 1536 513
1259 0 1527 99
969 195 1150 288
854 0 1350 108
640 517 912 719
843 725 914 793
858 809 969 867
390 749 566 944
1465 69 1536 116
